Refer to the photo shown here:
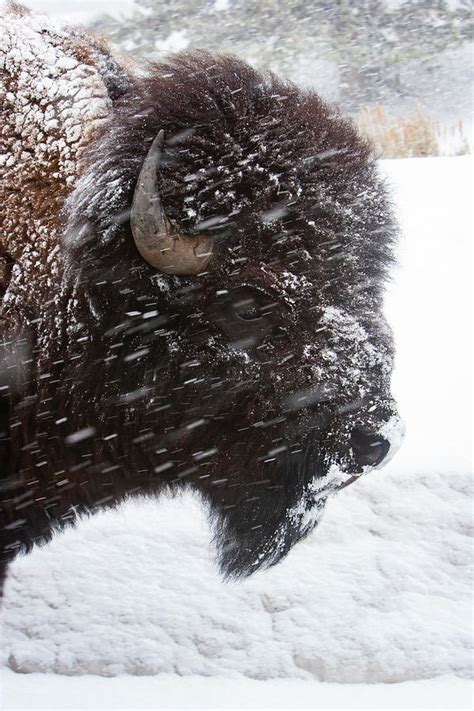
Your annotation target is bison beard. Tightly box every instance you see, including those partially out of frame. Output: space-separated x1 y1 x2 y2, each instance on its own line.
0 8 403 595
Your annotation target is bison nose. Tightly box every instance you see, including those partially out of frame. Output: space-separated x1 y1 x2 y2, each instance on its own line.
350 426 391 468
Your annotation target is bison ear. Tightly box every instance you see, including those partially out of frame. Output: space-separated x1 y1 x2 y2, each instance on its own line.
130 130 213 275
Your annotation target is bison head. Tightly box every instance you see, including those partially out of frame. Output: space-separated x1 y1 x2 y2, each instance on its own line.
57 53 403 578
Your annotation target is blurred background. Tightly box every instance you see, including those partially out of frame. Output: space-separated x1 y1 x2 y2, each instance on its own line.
22 1 474 154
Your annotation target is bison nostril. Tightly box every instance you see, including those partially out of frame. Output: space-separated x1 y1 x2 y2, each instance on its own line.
350 427 390 468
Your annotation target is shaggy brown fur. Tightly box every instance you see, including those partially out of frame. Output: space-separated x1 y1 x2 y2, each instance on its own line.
1 7 402 596
0 4 129 309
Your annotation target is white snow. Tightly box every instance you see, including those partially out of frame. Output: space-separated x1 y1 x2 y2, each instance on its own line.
1 670 472 710
382 156 473 477
21 1 137 24
154 30 190 55
1 156 472 707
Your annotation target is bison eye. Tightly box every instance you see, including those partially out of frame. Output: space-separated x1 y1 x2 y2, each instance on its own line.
232 292 278 322
209 287 278 343
234 299 265 322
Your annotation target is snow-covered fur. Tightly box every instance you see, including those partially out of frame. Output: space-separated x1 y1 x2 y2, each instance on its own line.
0 4 129 311
0 5 402 595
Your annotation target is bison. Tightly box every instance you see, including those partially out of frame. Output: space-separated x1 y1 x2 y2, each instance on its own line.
0 5 403 600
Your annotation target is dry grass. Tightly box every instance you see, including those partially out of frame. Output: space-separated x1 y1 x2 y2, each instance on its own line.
357 102 471 159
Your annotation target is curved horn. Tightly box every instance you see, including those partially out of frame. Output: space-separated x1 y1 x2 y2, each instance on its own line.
130 130 213 275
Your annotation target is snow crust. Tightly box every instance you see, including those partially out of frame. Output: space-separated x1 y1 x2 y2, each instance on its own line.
0 10 110 181
1 155 472 695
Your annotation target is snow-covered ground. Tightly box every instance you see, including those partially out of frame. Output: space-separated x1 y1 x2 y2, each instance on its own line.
1 157 472 709
1 670 471 710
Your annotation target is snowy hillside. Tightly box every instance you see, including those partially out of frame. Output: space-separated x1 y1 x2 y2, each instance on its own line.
19 1 474 125
1 157 473 708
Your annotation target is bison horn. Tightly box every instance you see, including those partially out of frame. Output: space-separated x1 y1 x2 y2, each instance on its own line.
130 130 213 275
